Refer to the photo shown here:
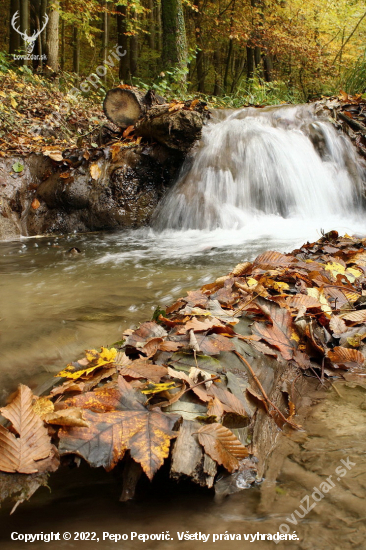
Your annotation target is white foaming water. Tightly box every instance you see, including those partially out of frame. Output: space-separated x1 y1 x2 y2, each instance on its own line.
151 104 365 245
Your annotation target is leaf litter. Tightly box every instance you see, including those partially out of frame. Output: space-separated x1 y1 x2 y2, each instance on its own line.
1 231 366 509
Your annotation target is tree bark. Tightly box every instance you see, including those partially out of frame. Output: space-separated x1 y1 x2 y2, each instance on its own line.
247 46 254 79
20 0 29 66
103 1 109 84
148 0 155 50
72 26 80 75
103 87 150 128
45 0 59 72
194 0 205 93
117 5 129 81
161 0 188 83
9 0 21 57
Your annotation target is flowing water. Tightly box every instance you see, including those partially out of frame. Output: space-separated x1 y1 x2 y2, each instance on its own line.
1 104 366 548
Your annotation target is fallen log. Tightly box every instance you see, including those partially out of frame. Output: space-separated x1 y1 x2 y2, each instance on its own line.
1 231 366 512
103 86 209 151
103 86 165 129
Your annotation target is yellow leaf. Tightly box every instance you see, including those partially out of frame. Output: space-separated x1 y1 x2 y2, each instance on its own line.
141 382 176 394
85 346 117 366
90 163 102 180
291 330 300 343
32 397 55 418
307 288 331 315
273 281 290 292
57 347 117 380
247 278 257 288
0 91 6 98
11 97 17 109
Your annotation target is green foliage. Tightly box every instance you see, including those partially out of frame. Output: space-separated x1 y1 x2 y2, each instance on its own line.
0 52 12 74
340 52 366 95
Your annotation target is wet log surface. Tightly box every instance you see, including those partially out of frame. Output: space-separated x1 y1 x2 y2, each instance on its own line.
1 231 366 511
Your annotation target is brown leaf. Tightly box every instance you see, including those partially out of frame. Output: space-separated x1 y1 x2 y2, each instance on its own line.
141 337 164 358
31 198 40 210
159 340 186 352
44 408 89 428
329 316 348 335
286 294 322 309
167 367 211 402
185 290 208 308
253 251 294 269
197 423 249 473
208 385 247 416
166 301 185 314
126 322 167 350
123 125 135 138
58 377 178 478
252 321 293 360
0 385 53 474
194 333 236 355
327 347 364 369
207 397 224 420
341 310 366 324
119 360 168 383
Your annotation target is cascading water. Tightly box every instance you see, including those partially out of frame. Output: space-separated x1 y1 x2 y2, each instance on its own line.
153 104 365 234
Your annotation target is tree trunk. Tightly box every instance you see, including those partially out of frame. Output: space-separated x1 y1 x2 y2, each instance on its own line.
194 0 205 93
213 45 222 95
40 0 47 59
103 1 109 84
72 26 80 75
223 38 233 90
247 46 254 79
117 5 129 81
103 87 150 128
161 0 188 82
60 15 65 71
45 0 59 72
263 53 273 82
20 0 29 66
129 10 138 78
148 0 155 50
9 0 21 57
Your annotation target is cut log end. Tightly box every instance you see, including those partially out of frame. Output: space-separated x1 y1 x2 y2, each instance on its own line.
103 88 146 128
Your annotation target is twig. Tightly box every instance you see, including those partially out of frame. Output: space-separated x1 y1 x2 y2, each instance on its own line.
234 351 301 430
331 382 344 399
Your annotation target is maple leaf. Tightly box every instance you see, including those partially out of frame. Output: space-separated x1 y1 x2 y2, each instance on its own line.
58 377 179 479
197 423 248 473
0 385 53 474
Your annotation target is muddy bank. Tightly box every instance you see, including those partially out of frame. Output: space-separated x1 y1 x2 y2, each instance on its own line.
0 143 184 240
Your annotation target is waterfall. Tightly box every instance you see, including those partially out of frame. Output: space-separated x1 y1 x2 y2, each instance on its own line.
153 105 365 232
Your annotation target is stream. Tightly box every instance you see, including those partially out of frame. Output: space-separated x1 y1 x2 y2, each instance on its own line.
1 104 366 548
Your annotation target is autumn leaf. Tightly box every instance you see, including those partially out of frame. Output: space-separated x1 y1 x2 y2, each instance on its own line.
56 347 117 380
286 294 322 309
341 310 366 324
44 408 89 428
58 377 178 478
90 163 102 180
0 385 53 474
123 125 135 138
197 423 249 473
194 333 236 355
327 347 364 369
31 198 40 210
43 150 63 162
119 359 168 383
126 322 167 351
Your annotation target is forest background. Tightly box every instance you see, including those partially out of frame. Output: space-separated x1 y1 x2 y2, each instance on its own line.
1 0 366 108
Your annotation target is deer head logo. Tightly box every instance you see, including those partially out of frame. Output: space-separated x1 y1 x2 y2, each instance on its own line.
11 11 49 54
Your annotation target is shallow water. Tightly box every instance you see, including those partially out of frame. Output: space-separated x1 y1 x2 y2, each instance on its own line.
0 380 365 550
1 103 366 547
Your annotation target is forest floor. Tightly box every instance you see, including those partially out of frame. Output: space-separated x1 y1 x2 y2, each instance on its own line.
2 69 366 159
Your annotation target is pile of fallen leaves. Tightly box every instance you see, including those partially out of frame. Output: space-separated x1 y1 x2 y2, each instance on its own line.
1 231 366 508
0 71 106 155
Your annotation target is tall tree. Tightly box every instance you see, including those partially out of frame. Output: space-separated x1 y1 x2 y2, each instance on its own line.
9 0 21 57
117 4 130 81
161 0 188 82
45 0 59 71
